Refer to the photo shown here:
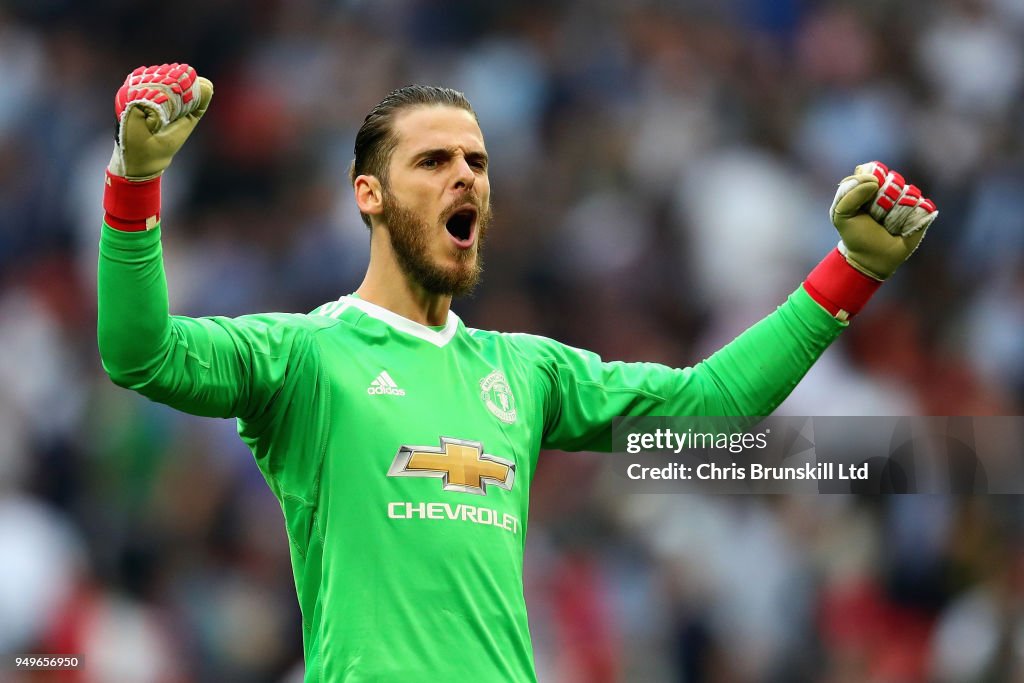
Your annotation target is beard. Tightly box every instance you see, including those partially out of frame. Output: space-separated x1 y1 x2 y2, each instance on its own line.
381 193 491 298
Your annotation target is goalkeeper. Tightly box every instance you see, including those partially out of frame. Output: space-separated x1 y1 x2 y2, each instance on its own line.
97 64 937 682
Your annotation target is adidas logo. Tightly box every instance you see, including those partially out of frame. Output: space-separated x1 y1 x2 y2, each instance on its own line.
367 370 406 396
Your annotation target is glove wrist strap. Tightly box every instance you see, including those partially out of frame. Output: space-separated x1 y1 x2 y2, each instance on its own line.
103 171 161 232
803 248 882 321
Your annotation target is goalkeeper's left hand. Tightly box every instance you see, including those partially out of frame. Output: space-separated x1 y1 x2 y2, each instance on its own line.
829 161 938 281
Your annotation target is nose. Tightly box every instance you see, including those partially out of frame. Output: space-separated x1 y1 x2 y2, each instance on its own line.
452 155 475 192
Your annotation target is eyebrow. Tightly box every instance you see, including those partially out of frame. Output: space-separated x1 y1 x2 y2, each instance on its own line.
412 147 489 167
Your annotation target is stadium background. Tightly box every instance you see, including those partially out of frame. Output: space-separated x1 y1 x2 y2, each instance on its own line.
2 0 1024 680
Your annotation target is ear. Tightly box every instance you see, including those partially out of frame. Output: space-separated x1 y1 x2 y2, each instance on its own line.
354 175 384 218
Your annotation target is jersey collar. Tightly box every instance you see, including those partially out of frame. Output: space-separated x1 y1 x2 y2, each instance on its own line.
339 295 461 348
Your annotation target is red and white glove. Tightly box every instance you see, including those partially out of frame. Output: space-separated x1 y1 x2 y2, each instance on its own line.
805 162 938 320
835 160 939 238
826 161 937 281
104 63 213 231
107 63 213 181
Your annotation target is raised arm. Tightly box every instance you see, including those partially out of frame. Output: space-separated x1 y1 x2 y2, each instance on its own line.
96 64 317 420
535 162 938 451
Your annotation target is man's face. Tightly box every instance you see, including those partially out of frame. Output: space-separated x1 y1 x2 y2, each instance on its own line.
379 105 491 297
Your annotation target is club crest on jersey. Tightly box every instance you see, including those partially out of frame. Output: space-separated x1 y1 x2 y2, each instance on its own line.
480 370 517 424
388 437 515 495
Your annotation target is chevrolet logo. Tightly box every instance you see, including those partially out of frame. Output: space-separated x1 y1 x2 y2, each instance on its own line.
388 437 516 496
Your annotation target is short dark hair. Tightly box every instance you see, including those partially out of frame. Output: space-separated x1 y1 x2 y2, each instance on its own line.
350 85 477 227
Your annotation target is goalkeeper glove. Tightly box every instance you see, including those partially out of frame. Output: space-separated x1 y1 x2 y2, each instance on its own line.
107 63 214 181
829 161 938 281
103 64 213 231
804 162 937 321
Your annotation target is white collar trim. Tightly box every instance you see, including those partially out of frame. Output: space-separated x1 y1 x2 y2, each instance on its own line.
339 296 461 347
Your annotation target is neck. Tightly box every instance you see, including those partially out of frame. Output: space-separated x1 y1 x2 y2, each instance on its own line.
355 232 453 327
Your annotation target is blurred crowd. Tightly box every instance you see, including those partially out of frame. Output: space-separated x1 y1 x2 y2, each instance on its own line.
1 0 1024 680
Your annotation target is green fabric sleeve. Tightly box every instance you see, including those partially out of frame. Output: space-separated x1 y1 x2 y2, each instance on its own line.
519 287 845 452
97 223 319 421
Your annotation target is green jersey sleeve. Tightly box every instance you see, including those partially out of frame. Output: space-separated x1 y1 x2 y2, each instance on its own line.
97 223 327 422
508 288 845 452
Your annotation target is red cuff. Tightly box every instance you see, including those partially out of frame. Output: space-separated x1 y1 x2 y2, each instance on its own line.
802 248 882 321
103 171 161 232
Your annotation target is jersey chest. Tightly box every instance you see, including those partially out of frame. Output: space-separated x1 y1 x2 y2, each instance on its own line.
315 329 539 514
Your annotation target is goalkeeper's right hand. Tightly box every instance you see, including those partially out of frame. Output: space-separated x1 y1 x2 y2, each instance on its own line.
103 64 213 232
107 63 214 181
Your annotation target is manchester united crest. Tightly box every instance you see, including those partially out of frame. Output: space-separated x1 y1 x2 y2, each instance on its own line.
480 370 517 424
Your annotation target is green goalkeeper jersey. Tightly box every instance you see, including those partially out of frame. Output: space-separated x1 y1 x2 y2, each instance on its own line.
97 224 845 682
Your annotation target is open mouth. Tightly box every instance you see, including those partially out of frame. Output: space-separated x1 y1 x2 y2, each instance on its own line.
445 206 477 246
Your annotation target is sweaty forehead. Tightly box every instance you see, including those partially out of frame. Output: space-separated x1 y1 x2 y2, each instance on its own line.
391 105 485 156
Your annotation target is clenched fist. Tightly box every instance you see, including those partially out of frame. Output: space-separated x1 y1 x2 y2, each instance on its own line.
107 63 214 181
830 161 938 280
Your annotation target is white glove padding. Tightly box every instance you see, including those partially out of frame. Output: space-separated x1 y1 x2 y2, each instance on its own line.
845 160 939 237
108 64 209 180
828 162 937 280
